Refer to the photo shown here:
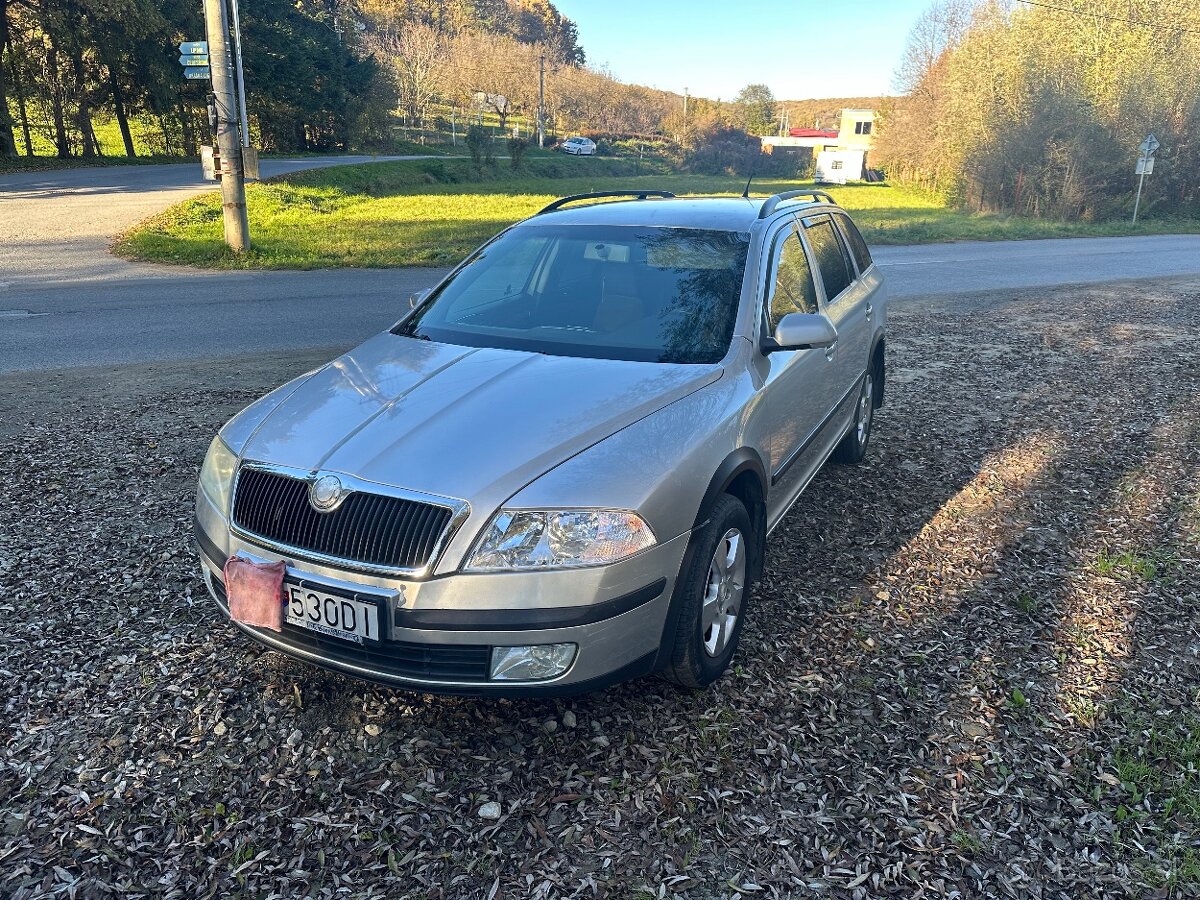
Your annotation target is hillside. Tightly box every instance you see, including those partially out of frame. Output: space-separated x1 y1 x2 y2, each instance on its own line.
778 96 892 131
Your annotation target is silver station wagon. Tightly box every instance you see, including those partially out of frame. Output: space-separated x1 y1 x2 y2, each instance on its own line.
195 188 887 695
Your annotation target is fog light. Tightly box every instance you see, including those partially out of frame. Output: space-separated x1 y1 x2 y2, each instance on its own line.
489 643 577 681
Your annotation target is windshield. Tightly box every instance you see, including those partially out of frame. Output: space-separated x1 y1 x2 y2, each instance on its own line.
395 225 749 364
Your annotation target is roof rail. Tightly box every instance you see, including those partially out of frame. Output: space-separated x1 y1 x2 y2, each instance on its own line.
757 189 836 219
537 190 676 215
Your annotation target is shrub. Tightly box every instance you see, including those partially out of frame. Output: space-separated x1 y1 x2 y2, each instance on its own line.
465 125 487 169
684 125 761 176
507 136 530 170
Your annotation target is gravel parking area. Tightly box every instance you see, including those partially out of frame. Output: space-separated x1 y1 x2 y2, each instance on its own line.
3 279 1199 898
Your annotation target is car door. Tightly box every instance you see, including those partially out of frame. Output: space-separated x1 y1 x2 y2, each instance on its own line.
798 213 869 425
759 219 841 521
834 209 884 345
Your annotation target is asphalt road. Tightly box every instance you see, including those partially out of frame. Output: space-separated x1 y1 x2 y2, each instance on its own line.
1 157 450 373
3 161 1200 374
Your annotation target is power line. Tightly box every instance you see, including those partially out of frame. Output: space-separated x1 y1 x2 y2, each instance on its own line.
1014 0 1200 35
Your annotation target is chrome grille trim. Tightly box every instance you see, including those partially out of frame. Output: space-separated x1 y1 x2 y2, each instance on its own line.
229 462 470 579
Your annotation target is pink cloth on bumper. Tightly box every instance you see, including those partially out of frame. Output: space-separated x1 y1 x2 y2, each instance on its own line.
223 556 286 632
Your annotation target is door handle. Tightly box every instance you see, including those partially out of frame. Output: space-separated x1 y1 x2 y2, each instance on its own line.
824 341 837 361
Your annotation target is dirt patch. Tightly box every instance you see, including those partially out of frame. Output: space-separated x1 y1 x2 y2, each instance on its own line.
2 280 1198 898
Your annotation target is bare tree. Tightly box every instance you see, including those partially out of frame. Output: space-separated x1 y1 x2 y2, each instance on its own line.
893 0 975 93
393 23 446 125
446 30 539 131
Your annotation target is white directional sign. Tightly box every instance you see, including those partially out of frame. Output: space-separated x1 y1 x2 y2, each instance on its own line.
1132 134 1160 223
179 40 210 81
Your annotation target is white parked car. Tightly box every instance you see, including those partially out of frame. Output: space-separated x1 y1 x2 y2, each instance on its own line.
559 136 597 156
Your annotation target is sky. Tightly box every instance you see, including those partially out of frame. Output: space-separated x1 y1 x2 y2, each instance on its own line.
552 0 932 101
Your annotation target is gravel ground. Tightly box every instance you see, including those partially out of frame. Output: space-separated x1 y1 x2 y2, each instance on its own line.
2 279 1199 899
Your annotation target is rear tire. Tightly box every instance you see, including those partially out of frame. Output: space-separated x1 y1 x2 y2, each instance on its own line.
663 495 753 689
832 368 876 465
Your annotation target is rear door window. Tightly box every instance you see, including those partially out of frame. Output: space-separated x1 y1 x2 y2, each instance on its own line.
801 215 854 301
834 213 873 273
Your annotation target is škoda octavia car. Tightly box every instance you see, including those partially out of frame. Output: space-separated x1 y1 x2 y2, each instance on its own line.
195 188 887 695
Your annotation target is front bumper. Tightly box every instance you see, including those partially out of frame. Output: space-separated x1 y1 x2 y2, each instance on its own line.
195 501 688 696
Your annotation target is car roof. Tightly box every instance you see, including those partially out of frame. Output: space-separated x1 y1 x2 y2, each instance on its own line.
517 196 834 231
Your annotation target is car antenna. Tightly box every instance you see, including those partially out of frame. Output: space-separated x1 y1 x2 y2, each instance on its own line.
741 170 755 198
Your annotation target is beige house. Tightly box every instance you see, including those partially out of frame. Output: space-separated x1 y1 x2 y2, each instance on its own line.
758 108 879 182
813 109 877 183
836 108 876 153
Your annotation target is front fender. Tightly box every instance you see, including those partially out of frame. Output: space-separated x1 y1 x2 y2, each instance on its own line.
500 372 751 547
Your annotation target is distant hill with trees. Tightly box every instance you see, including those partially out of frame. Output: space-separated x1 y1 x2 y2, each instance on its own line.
777 97 889 133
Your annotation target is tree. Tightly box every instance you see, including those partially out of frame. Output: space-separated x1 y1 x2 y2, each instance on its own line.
446 30 540 131
0 0 18 156
734 83 776 136
893 0 973 93
392 22 447 125
877 0 1200 217
1 0 590 159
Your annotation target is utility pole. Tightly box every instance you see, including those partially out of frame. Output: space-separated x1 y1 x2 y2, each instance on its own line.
683 87 689 118
537 53 545 149
228 0 250 147
203 0 250 251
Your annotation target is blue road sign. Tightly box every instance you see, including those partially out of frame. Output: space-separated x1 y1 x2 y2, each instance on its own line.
179 41 208 55
183 66 211 80
180 54 210 67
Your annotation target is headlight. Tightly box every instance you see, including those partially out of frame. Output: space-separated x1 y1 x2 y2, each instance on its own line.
198 435 238 515
466 509 656 571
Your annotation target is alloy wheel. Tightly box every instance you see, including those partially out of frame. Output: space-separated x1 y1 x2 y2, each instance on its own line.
857 373 874 447
701 528 746 657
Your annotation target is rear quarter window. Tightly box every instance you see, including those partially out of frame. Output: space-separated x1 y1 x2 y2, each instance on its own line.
835 213 874 273
801 216 854 301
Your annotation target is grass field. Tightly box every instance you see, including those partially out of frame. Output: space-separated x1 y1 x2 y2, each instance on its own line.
114 156 1200 269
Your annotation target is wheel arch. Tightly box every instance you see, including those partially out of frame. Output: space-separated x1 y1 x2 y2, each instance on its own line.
692 447 768 581
870 334 886 408
655 448 768 674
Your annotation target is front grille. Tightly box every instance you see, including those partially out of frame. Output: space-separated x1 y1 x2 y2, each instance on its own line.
231 467 454 571
281 628 492 682
210 576 491 682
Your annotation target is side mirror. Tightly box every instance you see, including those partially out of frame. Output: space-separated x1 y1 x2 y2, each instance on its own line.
408 288 431 309
765 312 838 352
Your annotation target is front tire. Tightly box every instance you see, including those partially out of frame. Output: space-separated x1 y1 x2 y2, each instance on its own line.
663 494 753 689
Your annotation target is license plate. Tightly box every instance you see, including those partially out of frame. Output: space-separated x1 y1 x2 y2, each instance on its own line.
285 583 381 644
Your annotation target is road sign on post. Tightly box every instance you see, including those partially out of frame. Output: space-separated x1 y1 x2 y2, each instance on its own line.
1132 133 1160 225
178 41 210 81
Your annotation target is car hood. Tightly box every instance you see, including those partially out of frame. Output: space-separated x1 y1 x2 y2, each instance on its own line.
234 332 722 508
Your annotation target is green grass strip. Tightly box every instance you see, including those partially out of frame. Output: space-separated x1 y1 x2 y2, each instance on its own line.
114 157 1200 269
